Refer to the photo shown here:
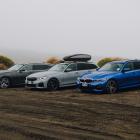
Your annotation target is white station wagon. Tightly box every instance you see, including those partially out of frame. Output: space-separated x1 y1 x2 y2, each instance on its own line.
26 54 97 90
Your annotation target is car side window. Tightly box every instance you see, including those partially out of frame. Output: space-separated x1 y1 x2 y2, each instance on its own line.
65 64 77 72
133 62 140 70
20 65 32 71
32 65 50 70
77 63 87 70
123 62 134 72
86 64 97 69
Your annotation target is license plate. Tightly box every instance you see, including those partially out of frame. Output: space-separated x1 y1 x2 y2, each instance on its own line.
82 82 88 87
28 81 33 84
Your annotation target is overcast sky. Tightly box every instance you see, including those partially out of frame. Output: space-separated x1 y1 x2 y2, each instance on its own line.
0 0 140 63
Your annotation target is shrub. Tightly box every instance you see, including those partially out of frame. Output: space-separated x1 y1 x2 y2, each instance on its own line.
97 57 124 67
45 57 61 64
0 64 7 70
0 55 14 68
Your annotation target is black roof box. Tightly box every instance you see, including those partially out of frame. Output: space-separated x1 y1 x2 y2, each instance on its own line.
63 54 91 62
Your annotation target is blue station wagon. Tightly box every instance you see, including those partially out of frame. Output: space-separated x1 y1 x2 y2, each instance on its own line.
77 60 140 93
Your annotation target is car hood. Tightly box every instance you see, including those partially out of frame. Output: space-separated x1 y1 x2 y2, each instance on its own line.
81 71 119 79
27 70 62 78
0 70 11 75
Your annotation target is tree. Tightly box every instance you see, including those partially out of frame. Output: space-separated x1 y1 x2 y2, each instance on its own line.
45 57 61 64
97 57 124 67
0 55 14 68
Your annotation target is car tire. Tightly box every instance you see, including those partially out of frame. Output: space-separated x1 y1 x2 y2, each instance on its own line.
106 80 118 94
47 78 59 91
0 77 11 89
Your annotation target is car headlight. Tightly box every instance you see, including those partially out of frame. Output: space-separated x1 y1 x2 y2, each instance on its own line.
94 78 107 82
77 77 80 81
39 77 47 80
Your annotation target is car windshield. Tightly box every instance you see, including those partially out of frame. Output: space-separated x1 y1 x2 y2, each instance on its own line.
99 63 124 72
49 63 69 72
8 64 24 71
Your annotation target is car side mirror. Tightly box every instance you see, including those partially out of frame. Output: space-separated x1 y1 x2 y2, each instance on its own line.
19 69 26 73
65 68 72 72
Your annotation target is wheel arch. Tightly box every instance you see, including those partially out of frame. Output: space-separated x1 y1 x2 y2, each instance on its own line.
48 77 60 86
108 78 118 82
106 78 119 89
1 76 12 83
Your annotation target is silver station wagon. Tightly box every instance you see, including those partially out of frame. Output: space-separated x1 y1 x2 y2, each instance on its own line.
26 61 97 90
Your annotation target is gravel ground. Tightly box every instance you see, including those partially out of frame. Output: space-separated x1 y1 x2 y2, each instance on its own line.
0 88 139 140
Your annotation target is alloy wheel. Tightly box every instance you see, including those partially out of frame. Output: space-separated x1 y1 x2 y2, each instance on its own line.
106 80 117 94
0 77 10 89
47 79 59 91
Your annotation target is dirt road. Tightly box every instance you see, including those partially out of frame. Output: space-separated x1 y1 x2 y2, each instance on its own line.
0 88 139 140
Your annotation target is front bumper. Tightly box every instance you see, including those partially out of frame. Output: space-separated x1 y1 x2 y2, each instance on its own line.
25 79 47 89
77 81 107 93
